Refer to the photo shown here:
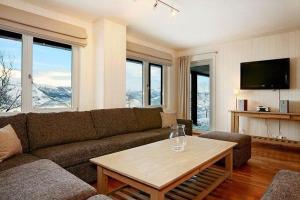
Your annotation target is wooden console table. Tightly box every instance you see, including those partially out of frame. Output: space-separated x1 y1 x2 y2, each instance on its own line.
230 110 300 132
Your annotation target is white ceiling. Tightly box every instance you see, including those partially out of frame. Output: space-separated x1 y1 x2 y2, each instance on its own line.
22 0 300 50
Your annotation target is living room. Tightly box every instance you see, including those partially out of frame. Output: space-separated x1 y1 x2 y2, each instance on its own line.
0 0 299 200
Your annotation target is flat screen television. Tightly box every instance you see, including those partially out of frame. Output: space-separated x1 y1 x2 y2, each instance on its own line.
240 58 290 89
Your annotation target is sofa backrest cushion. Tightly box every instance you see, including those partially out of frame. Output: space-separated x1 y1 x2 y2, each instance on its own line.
0 114 29 153
27 111 98 151
133 107 163 131
91 108 139 138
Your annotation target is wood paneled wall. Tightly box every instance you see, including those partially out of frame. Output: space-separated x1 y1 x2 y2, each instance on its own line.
179 30 300 141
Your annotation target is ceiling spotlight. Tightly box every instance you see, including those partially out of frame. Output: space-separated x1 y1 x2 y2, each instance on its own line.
153 0 158 9
152 0 180 16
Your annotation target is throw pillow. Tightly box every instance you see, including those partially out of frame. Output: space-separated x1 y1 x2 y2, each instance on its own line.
0 124 22 162
160 112 177 128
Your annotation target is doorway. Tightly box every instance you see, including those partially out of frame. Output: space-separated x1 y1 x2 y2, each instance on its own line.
190 62 211 132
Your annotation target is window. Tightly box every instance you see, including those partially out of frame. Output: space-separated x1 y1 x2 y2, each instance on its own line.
190 65 211 131
0 28 78 113
149 64 163 106
0 30 22 112
126 59 143 107
126 59 164 108
32 38 72 109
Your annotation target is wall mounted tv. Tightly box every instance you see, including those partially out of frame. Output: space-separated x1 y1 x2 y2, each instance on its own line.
240 58 290 90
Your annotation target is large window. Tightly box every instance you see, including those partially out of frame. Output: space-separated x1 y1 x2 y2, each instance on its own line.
126 59 143 107
126 59 163 108
0 30 22 113
149 64 163 106
0 29 77 113
32 38 72 109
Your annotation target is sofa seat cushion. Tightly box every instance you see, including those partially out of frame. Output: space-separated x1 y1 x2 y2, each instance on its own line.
261 170 300 200
134 107 163 131
27 111 98 151
32 129 170 168
200 131 251 149
0 153 39 172
0 114 29 153
0 159 97 200
91 108 139 138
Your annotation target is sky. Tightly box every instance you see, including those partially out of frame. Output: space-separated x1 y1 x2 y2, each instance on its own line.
0 37 71 87
126 61 162 92
197 75 209 93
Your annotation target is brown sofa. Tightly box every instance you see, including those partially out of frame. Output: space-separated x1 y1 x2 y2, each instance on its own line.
0 107 192 183
0 159 98 200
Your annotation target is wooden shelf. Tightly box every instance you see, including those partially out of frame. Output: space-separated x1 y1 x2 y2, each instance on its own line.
108 167 228 200
252 136 300 148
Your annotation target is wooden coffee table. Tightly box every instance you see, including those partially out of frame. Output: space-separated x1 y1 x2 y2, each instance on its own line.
90 136 236 200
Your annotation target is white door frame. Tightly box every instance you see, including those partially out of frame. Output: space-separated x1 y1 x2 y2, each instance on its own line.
190 53 216 132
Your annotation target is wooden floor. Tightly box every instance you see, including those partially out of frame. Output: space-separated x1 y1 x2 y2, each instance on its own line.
95 142 300 200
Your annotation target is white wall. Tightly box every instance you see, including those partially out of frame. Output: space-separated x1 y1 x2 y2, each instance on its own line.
178 30 300 141
94 19 127 109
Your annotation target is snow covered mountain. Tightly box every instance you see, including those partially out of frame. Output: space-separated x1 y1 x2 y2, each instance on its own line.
32 84 71 108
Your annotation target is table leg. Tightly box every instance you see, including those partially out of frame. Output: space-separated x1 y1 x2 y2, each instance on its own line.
234 115 239 133
97 166 108 194
225 149 233 178
231 113 239 133
231 112 235 132
150 191 165 200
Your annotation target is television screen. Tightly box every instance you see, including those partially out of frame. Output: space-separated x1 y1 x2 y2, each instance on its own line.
240 58 290 89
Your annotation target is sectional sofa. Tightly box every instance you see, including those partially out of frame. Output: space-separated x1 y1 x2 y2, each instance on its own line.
0 107 192 184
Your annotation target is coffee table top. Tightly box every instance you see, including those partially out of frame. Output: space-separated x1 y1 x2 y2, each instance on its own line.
90 136 236 189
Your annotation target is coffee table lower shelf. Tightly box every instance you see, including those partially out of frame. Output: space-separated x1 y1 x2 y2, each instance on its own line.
108 166 228 200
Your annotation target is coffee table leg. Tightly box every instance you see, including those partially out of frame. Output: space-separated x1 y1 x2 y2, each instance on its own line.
225 149 233 178
151 191 164 200
97 166 108 194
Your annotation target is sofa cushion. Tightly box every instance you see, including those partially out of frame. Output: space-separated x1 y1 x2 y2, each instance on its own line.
0 124 23 162
27 111 98 150
91 108 139 138
32 128 170 168
200 131 251 149
0 159 97 200
0 114 29 153
261 170 300 200
133 107 163 131
0 153 39 172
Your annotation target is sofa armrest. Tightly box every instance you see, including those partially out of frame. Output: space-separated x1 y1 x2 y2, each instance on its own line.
177 119 193 136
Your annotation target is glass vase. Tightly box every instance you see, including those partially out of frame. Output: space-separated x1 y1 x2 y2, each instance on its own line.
169 124 187 152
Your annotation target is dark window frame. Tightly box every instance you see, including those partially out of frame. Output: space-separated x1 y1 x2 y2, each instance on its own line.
33 37 72 51
190 70 210 128
0 29 22 40
148 63 163 106
126 58 143 65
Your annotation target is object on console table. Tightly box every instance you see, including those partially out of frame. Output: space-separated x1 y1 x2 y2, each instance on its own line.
256 106 270 112
238 99 248 111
